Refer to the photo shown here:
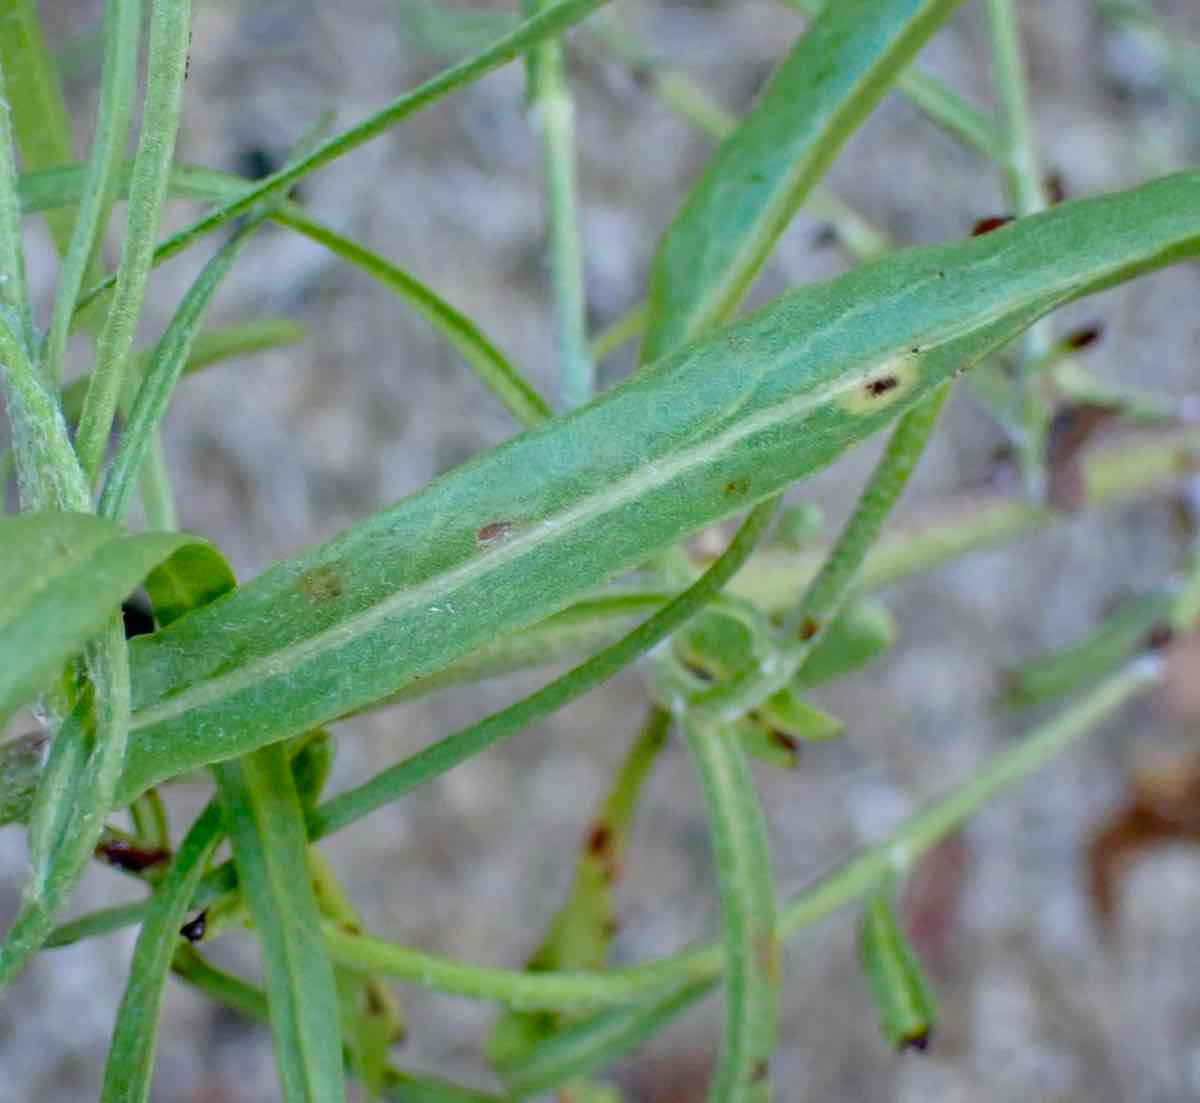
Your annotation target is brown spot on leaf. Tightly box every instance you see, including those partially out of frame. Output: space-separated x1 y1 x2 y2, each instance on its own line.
96 838 170 874
865 375 900 399
1064 322 1104 351
971 215 1014 237
750 1059 771 1084
798 616 819 641
586 821 613 858
477 520 514 544
298 566 343 602
767 729 799 755
180 911 208 942
724 477 750 497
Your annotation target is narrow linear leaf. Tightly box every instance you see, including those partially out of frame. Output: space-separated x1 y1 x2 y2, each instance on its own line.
98 214 265 520
0 0 78 254
489 709 671 1074
857 887 937 1052
0 52 33 346
99 802 224 1103
73 0 615 316
501 983 708 1099
681 718 778 1101
273 208 550 427
74 0 194 479
216 746 347 1103
0 511 195 720
641 0 965 363
60 318 307 425
104 174 1200 802
41 0 141 387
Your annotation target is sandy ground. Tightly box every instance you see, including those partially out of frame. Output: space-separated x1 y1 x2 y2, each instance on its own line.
3 0 1200 1099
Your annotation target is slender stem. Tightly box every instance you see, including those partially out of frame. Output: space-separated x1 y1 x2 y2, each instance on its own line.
524 0 593 408
41 0 141 388
985 0 1052 503
694 385 949 720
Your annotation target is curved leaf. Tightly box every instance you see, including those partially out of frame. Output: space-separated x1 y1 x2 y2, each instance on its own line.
0 511 196 721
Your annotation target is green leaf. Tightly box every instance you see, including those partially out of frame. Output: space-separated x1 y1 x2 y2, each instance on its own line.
1003 588 1175 707
500 983 708 1099
0 511 194 721
144 543 239 629
99 802 225 1103
732 717 801 770
857 887 937 1052
74 0 195 481
681 718 778 1101
640 0 965 363
99 173 1200 802
59 318 307 426
0 0 79 255
755 690 843 743
489 709 670 1074
215 746 347 1103
793 596 896 688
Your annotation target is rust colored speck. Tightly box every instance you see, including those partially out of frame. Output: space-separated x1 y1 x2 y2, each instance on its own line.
586 821 613 858
96 838 170 873
477 520 514 544
299 566 343 602
865 375 899 398
750 1059 771 1084
798 616 819 640
724 477 750 497
1146 623 1176 653
180 911 208 943
756 932 781 984
971 215 1014 237
1064 322 1104 351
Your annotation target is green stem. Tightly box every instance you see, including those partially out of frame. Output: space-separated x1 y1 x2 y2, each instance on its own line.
41 0 141 389
695 384 949 719
985 0 1052 503
74 0 194 483
524 0 592 408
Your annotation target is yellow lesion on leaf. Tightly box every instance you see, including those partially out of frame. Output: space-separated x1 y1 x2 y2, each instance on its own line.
837 350 922 416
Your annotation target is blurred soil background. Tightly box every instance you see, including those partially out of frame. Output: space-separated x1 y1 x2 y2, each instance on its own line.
3 0 1200 1099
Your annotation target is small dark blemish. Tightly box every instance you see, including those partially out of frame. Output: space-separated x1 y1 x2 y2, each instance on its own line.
1145 623 1175 653
724 477 750 497
750 1059 771 1084
477 520 514 544
900 1028 933 1053
586 822 613 859
603 916 621 938
298 566 343 603
767 729 799 755
1045 172 1067 205
798 616 819 640
756 933 781 983
180 911 208 943
865 375 900 398
96 838 170 873
813 223 840 249
971 215 1014 237
1064 322 1104 351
